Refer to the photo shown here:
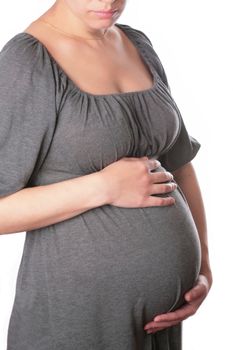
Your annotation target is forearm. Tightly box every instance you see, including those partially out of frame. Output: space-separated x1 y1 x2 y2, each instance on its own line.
0 172 108 235
172 162 212 283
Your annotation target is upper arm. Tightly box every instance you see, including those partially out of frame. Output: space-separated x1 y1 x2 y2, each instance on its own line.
0 35 57 197
171 161 194 180
158 115 201 173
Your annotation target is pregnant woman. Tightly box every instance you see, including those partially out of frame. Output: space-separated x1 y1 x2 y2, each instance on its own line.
0 0 213 349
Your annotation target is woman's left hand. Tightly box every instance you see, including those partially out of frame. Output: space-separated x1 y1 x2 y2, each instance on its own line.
144 272 213 334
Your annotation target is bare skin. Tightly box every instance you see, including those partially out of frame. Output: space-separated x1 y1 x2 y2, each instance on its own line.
0 158 176 235
23 1 154 95
1 0 212 336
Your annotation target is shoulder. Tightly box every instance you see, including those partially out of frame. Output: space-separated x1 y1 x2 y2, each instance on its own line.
0 33 55 78
0 33 64 115
0 32 64 106
115 23 153 47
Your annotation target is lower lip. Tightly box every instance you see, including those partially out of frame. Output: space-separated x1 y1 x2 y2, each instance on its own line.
93 11 118 19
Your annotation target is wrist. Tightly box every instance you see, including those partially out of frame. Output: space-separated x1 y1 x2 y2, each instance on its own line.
200 244 212 285
199 266 213 290
94 171 112 206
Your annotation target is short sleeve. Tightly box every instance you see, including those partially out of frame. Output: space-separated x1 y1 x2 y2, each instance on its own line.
156 58 201 171
158 117 201 172
0 34 58 197
127 24 201 172
136 29 201 172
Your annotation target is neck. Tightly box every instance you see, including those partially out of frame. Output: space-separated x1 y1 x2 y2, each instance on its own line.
42 1 112 40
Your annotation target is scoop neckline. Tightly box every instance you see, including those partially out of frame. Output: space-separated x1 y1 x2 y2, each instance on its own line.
18 22 159 98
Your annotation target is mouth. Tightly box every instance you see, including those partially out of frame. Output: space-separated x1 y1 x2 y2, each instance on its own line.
92 9 119 18
95 9 118 14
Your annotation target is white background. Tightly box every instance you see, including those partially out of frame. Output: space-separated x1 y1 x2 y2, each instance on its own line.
0 0 232 349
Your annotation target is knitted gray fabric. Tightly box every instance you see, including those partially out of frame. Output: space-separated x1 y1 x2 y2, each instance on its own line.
0 23 201 350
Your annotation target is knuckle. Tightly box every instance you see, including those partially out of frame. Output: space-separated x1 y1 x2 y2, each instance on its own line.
155 197 175 206
140 162 148 172
138 196 145 207
137 158 147 169
141 172 150 184
139 194 150 207
164 184 172 193
170 183 177 191
167 184 173 192
154 197 162 206
157 197 166 206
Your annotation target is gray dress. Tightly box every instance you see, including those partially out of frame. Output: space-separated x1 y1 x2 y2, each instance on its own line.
0 23 202 350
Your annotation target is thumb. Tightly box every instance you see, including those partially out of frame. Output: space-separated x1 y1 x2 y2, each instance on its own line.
185 283 206 302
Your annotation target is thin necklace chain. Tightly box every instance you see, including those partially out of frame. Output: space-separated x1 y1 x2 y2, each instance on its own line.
37 18 109 41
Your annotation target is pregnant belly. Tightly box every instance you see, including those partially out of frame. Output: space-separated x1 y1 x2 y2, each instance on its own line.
29 182 201 327
94 187 201 319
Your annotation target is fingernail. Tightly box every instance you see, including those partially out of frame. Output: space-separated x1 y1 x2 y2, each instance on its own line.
154 317 160 322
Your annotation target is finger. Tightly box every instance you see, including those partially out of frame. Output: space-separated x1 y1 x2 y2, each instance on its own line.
145 319 181 330
151 171 173 183
144 196 175 207
146 319 182 332
153 159 161 169
146 326 166 334
185 283 207 302
153 303 196 323
151 182 177 195
146 158 161 171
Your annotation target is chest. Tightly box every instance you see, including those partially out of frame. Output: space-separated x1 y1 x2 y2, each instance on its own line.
45 40 155 96
39 86 180 180
24 26 180 182
24 20 157 95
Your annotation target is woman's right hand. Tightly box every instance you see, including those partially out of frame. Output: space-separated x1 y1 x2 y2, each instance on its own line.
99 156 177 208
